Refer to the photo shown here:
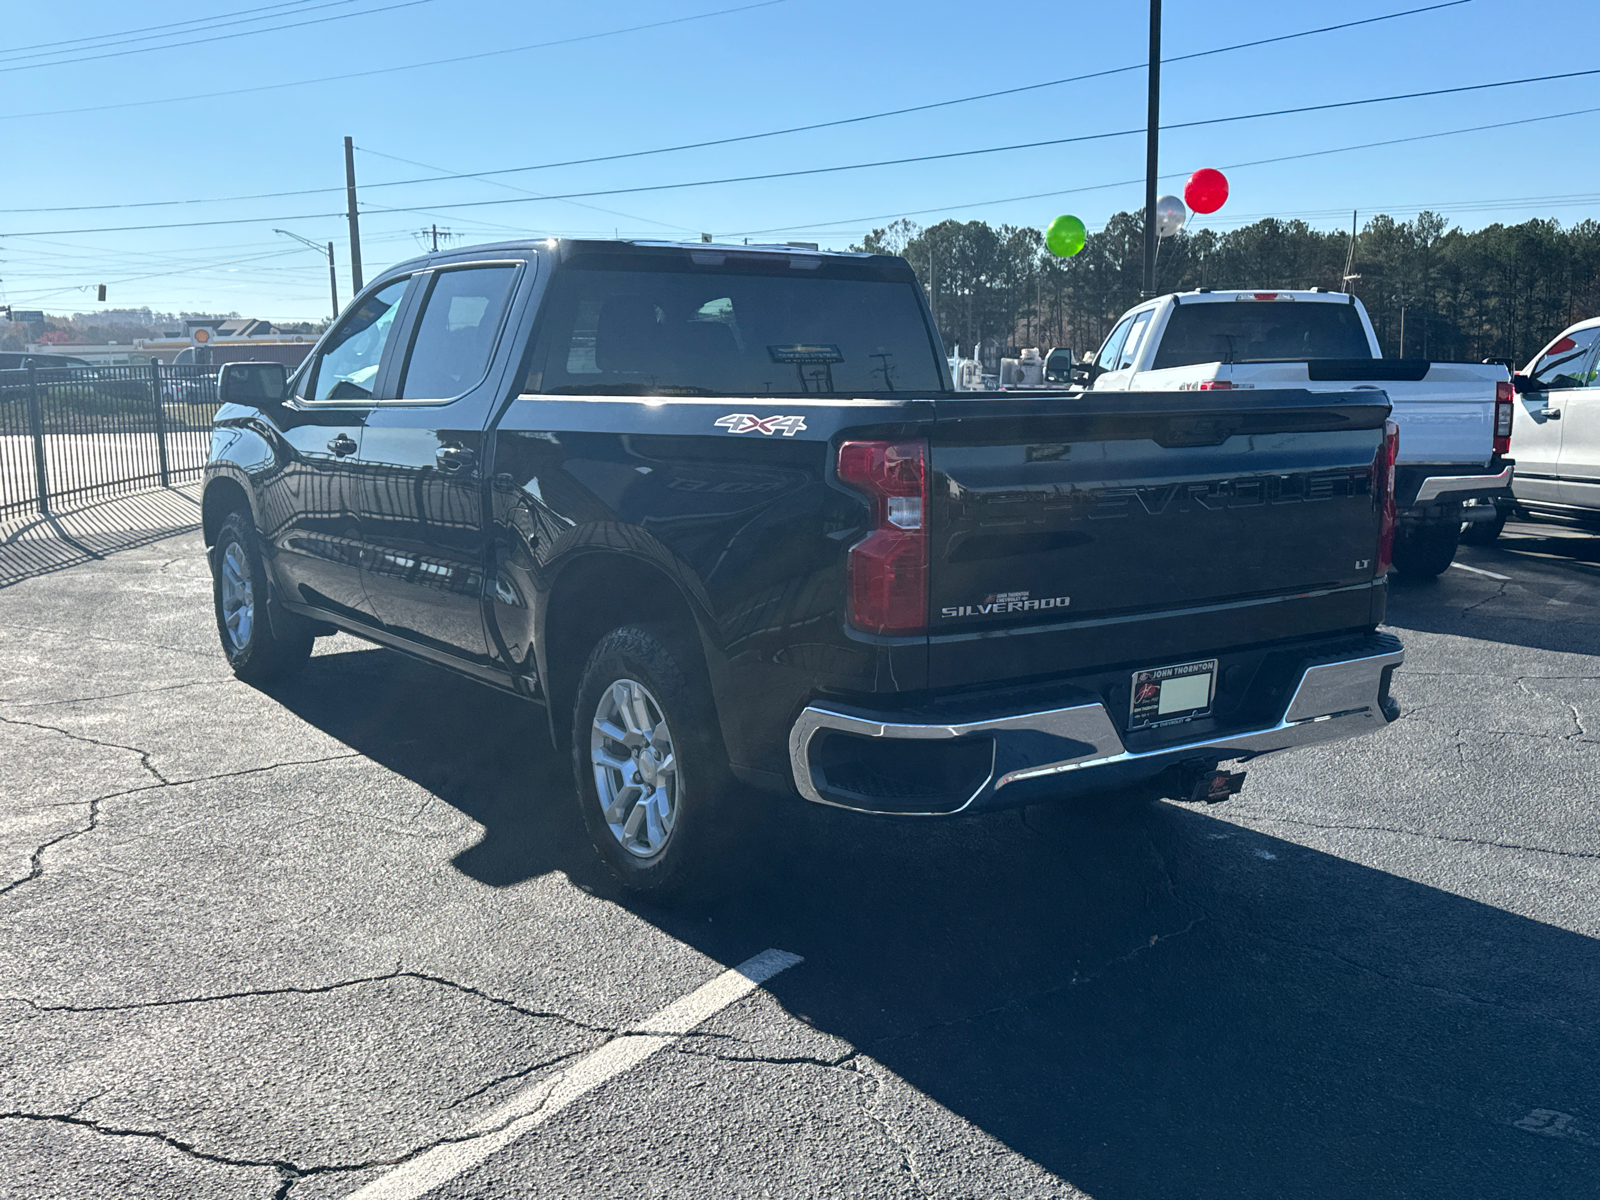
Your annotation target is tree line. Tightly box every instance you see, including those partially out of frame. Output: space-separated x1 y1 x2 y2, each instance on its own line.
857 211 1600 367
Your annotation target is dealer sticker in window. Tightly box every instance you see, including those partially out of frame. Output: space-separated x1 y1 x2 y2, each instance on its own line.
768 344 844 364
1129 658 1217 731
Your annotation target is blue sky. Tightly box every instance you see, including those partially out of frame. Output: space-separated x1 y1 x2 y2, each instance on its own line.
2 0 1597 320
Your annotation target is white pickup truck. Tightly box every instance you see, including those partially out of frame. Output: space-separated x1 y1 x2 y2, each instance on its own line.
1078 289 1515 577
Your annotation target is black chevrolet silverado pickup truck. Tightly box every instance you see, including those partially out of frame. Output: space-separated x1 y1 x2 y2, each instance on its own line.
204 239 1404 894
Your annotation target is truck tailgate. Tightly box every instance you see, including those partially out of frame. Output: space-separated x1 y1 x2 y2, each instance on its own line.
927 390 1390 689
1140 359 1496 467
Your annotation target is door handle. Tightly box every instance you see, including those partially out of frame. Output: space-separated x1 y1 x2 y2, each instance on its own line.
1537 408 1562 419
326 434 357 456
436 445 475 471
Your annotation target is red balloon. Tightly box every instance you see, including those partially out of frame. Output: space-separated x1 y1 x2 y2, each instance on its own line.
1184 168 1229 215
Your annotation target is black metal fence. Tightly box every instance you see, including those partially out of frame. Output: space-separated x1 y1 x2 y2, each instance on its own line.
0 363 220 522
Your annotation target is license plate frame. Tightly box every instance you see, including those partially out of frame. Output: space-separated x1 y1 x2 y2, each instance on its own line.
1129 658 1218 731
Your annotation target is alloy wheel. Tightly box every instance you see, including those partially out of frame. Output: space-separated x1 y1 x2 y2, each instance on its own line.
590 677 679 859
218 541 254 651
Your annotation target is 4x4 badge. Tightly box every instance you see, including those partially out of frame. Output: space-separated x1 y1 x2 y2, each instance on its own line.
714 413 807 436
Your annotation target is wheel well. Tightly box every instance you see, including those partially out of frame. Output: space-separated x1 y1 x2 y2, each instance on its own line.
202 478 251 547
543 554 706 749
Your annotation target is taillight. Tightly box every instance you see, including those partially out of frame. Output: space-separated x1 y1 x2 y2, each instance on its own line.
837 439 928 635
1493 378 1514 454
1197 379 1233 390
1374 419 1399 577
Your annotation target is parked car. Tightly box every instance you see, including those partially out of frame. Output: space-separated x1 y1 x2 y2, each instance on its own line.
204 239 1405 895
1466 318 1600 539
0 352 135 410
1076 290 1515 577
0 352 93 370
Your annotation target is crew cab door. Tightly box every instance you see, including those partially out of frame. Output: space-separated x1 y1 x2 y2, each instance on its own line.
1556 374 1600 511
356 260 525 663
1514 327 1599 503
267 275 411 621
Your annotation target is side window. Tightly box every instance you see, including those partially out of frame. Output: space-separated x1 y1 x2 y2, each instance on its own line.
308 277 410 402
1528 327 1600 390
1117 311 1153 371
396 265 519 400
1096 316 1135 372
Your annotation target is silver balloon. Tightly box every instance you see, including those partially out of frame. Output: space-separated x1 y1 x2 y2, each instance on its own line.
1155 194 1188 239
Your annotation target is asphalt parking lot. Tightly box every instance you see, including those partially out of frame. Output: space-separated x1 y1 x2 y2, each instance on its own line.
1 493 1597 1200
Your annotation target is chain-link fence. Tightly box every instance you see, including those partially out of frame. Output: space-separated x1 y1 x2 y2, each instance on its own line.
0 363 219 522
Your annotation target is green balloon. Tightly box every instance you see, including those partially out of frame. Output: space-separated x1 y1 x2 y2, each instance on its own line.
1046 214 1086 257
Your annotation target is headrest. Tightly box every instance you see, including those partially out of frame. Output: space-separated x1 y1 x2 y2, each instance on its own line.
595 296 662 373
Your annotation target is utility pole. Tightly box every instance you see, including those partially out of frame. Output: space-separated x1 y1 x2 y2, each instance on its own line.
414 224 455 252
1141 0 1161 297
327 243 339 319
344 135 364 293
1342 210 1361 295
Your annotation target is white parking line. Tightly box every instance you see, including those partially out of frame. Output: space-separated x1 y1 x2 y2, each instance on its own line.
345 948 803 1200
1450 561 1511 581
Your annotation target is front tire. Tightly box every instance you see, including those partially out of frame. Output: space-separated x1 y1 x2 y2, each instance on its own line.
1391 518 1461 579
571 624 737 899
211 509 313 684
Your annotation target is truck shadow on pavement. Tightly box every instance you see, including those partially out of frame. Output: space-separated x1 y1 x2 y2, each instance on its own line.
270 647 1600 1200
1384 526 1600 658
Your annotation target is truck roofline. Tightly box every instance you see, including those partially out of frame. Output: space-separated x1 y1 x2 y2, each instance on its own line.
378 236 900 279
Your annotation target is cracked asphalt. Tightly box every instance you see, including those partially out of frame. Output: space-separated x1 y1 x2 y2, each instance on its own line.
1 496 1597 1199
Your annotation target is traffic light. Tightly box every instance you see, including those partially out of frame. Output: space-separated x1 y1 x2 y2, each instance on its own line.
97 284 106 302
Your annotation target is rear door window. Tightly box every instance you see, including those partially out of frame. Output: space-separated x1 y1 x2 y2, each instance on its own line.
396 265 520 400
1151 301 1372 368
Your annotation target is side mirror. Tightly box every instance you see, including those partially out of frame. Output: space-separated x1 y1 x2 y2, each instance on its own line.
1511 373 1533 394
218 361 288 405
1068 361 1103 387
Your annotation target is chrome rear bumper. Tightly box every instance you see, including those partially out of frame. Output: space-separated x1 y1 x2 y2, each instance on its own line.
788 636 1404 815
1412 464 1513 504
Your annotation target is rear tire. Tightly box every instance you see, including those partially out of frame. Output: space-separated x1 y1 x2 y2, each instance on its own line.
211 510 313 684
571 624 738 900
1390 518 1460 579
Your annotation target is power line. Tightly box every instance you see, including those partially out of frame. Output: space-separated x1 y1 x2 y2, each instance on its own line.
0 0 353 65
0 0 785 121
0 247 312 305
0 210 346 238
0 68 1583 239
357 147 698 234
0 0 435 75
0 0 1477 215
340 70 1600 224
725 105 1600 237
349 0 1478 194
10 61 1598 236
